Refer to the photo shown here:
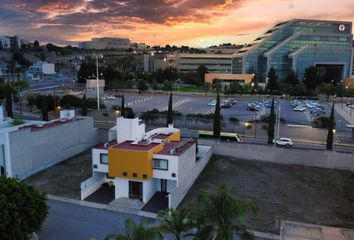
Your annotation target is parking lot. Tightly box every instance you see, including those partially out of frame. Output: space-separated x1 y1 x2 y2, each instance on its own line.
103 93 352 136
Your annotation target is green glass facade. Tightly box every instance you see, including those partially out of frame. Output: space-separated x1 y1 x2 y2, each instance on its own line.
232 19 353 82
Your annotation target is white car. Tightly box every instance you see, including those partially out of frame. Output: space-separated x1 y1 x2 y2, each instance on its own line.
275 138 293 147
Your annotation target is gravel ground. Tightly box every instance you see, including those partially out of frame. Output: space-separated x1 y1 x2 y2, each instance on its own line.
24 150 92 200
181 155 354 233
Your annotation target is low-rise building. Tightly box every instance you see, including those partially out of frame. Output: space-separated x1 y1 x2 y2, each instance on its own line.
174 53 232 73
86 79 105 98
81 117 212 211
79 37 131 50
25 61 56 81
0 35 21 49
205 73 254 85
0 109 98 179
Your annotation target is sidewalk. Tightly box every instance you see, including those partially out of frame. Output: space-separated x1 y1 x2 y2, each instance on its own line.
335 104 354 125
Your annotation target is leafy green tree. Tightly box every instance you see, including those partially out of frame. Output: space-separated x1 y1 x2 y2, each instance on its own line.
266 67 278 93
81 94 88 116
167 92 173 126
41 95 48 121
163 80 173 92
27 94 39 112
105 219 162 240
121 95 126 117
197 65 208 83
303 66 320 90
60 94 82 108
213 93 221 138
191 185 258 240
77 61 97 83
251 74 259 93
157 208 193 240
152 80 159 91
319 83 336 101
33 40 40 49
267 99 276 144
0 176 48 240
203 82 211 96
137 79 148 92
326 102 336 150
283 71 299 94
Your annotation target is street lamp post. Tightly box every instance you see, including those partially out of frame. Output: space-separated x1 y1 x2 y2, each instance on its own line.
92 53 103 110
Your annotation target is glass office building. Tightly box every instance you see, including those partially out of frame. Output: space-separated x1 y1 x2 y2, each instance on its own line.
232 19 353 83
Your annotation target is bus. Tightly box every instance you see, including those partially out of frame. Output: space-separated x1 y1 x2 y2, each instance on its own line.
198 130 242 142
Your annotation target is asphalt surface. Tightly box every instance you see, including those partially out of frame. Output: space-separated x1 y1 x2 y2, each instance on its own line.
40 199 276 240
103 93 352 133
39 199 155 240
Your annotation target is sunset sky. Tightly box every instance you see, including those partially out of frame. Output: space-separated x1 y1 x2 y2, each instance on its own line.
0 0 353 47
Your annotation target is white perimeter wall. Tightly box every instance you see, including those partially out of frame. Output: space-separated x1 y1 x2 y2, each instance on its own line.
92 148 108 173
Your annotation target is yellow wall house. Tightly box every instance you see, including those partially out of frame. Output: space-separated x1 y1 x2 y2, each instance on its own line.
80 117 212 212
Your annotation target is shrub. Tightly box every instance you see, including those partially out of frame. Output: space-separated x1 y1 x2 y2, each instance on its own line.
86 98 106 109
229 117 239 125
313 116 332 128
60 95 82 108
11 119 25 126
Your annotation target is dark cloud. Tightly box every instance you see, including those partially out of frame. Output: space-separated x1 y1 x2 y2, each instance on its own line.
0 0 236 43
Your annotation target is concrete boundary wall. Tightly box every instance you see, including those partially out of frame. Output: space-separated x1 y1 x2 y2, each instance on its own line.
10 117 99 179
169 145 213 209
81 172 106 200
198 139 354 172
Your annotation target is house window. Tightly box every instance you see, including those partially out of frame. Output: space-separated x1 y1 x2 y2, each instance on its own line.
153 159 168 170
100 154 108 164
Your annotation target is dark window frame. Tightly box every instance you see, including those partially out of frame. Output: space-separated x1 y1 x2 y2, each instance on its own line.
100 153 109 164
153 158 168 171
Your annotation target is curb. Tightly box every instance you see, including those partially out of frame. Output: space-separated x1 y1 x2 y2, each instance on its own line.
46 195 159 219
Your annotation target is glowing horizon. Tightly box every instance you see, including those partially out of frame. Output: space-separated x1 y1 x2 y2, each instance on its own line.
0 0 353 47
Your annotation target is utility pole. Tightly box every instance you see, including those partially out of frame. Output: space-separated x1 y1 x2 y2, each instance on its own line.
276 100 281 139
92 53 103 110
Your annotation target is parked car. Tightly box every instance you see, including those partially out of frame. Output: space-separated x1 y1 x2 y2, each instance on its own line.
274 138 293 147
221 102 232 108
208 100 216 106
230 99 237 105
293 106 306 112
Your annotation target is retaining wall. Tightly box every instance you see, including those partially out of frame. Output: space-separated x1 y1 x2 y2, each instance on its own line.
198 139 354 172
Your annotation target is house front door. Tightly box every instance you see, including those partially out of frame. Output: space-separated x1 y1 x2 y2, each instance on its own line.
129 181 143 201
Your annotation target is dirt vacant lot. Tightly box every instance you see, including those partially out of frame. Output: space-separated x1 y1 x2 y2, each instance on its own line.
181 155 354 233
25 150 92 200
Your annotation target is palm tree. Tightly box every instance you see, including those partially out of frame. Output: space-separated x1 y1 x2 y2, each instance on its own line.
157 207 193 240
105 219 162 240
191 185 258 240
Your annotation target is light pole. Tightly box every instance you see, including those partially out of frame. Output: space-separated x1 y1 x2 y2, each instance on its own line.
276 100 281 139
92 53 103 110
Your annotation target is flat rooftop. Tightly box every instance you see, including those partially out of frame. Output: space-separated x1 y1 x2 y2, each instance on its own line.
94 140 117 150
20 118 83 132
111 140 161 151
157 140 195 156
151 132 174 140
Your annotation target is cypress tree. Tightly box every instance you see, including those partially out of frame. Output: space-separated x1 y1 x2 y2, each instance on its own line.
5 83 13 118
267 98 276 144
41 95 48 121
81 94 87 116
121 95 126 117
166 92 173 126
213 93 221 138
326 102 336 150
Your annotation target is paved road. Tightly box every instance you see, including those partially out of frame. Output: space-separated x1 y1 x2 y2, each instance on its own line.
39 199 156 240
